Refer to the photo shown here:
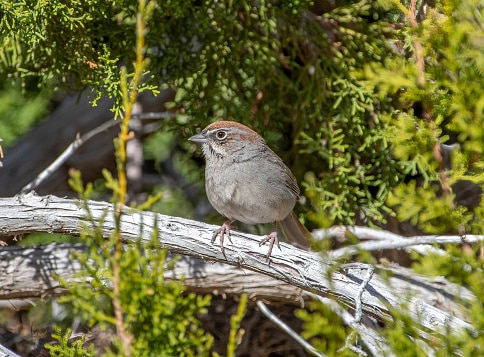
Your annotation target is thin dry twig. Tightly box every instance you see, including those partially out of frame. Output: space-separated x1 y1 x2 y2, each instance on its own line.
256 300 326 357
19 120 118 194
352 266 375 324
336 332 367 356
334 265 375 356
328 228 483 260
18 111 175 195
131 111 176 120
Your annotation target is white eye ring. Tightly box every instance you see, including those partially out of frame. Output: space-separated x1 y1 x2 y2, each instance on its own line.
215 130 227 140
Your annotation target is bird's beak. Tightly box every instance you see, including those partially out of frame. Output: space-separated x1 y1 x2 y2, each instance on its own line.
189 132 209 143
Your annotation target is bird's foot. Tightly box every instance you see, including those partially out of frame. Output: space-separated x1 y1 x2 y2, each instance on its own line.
212 220 234 258
259 228 281 260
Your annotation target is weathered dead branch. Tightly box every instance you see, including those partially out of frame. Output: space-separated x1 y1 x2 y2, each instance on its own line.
0 193 479 341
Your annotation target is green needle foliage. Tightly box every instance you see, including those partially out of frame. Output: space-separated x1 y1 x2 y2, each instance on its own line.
1 1 482 231
366 0 484 234
2 0 484 355
411 243 484 356
226 294 247 357
171 0 403 228
0 80 51 146
296 300 355 356
0 0 403 228
47 327 96 357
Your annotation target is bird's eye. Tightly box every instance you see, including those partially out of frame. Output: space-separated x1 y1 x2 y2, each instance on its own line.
215 130 227 140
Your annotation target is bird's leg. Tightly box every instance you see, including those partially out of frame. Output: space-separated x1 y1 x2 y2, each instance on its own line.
212 220 234 258
259 221 281 259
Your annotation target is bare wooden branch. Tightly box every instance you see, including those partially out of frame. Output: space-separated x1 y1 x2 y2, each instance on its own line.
0 343 21 357
313 226 484 259
0 243 392 355
0 243 307 304
131 111 176 120
0 241 395 355
0 194 478 339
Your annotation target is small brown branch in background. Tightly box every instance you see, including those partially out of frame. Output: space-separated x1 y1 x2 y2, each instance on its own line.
406 1 452 199
249 91 263 118
414 41 426 88
432 143 452 198
409 0 426 88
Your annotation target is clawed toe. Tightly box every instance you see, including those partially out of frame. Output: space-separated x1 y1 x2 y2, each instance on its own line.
212 220 234 258
212 220 282 262
259 230 281 260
